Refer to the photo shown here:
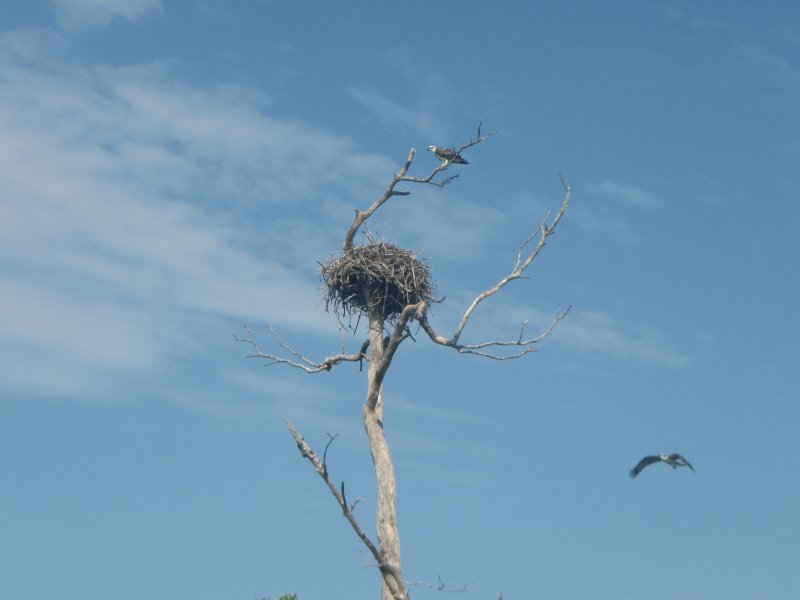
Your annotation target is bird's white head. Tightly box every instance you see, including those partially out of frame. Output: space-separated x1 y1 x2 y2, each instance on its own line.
427 145 436 152
659 453 670 460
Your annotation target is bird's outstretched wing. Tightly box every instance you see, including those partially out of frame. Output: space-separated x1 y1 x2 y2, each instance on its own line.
629 455 661 478
669 453 695 472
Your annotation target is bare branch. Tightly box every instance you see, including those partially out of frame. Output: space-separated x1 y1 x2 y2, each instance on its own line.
343 123 496 252
417 178 571 358
257 258 425 389
322 433 337 477
458 120 499 158
235 326 366 373
344 148 416 252
246 134 568 600
397 123 498 186
286 420 409 600
419 307 570 360
407 574 468 593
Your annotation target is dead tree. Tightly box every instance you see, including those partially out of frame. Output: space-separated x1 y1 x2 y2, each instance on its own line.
239 124 570 600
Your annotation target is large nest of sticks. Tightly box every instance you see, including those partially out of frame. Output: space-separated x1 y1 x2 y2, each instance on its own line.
320 242 434 322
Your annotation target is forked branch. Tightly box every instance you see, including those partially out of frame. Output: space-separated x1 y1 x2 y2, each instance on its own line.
417 177 571 359
396 120 499 187
235 325 366 373
286 420 409 600
343 122 497 252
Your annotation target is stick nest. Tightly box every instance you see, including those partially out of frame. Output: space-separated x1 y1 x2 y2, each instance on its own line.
320 242 434 322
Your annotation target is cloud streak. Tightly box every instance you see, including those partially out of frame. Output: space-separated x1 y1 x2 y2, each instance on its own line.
50 0 164 30
553 308 689 367
0 22 688 411
0 30 395 400
572 179 662 242
588 180 660 208
0 26 518 405
345 52 458 142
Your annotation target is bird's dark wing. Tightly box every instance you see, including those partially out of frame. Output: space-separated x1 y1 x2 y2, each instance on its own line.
670 453 695 472
629 455 661 478
432 146 469 164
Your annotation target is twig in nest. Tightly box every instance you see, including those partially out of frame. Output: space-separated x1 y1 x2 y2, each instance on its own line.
320 242 434 324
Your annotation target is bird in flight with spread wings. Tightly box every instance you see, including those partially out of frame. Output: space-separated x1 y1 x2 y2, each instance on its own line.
629 453 695 479
427 145 469 165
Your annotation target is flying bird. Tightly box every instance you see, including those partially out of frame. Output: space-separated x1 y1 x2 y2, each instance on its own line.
427 145 469 165
629 453 695 479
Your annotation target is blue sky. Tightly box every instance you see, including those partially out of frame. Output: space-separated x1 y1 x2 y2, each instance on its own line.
1 1 799 599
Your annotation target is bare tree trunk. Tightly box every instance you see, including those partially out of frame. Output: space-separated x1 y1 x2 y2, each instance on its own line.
239 128 568 600
364 313 405 600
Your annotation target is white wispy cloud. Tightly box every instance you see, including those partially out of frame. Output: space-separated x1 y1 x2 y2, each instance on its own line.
50 0 164 30
589 180 660 208
571 207 640 242
656 5 732 35
379 188 508 263
164 368 363 438
345 52 457 142
0 20 686 411
553 308 688 366
735 41 800 91
0 22 524 407
572 179 661 242
0 30 396 401
659 5 800 98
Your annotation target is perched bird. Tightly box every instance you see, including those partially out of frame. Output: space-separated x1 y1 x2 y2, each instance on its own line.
629 453 695 479
427 145 468 165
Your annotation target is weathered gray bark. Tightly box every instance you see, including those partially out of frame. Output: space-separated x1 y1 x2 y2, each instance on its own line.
364 376 404 600
363 304 407 600
239 126 569 600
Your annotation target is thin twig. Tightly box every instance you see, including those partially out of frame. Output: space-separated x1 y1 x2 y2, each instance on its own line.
286 420 409 600
322 433 337 476
343 122 496 252
417 177 571 358
235 326 366 373
407 574 469 593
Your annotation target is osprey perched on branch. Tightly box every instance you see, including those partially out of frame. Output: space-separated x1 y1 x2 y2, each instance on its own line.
629 453 695 479
427 145 468 165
